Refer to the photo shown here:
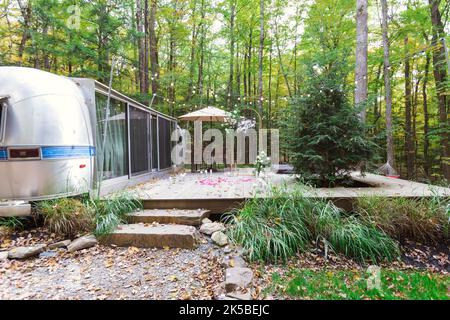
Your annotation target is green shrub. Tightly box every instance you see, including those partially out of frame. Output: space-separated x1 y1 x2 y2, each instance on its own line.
37 198 95 237
86 194 142 237
227 186 399 263
356 196 450 243
283 60 377 186
226 188 312 262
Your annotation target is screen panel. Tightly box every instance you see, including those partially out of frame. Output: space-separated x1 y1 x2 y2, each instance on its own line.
158 117 172 170
130 106 150 176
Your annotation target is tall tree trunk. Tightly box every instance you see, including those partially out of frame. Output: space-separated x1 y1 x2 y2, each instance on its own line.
257 0 265 117
187 0 197 101
168 26 176 116
197 0 206 104
236 41 241 99
428 0 450 180
227 1 236 108
136 0 146 94
42 24 50 70
423 52 431 178
274 19 292 98
247 29 252 104
355 0 368 122
404 36 415 179
143 0 150 94
268 40 273 129
381 0 396 174
243 49 248 100
17 0 32 66
149 0 159 103
412 70 420 172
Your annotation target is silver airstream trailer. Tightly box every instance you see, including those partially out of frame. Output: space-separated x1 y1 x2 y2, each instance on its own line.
0 67 176 205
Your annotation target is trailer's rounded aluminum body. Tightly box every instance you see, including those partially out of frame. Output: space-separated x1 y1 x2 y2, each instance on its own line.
0 67 94 200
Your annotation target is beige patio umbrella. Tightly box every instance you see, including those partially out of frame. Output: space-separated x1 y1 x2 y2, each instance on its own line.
178 106 231 122
179 106 231 172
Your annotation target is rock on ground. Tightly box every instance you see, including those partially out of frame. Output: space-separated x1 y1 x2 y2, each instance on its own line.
202 218 212 224
211 231 228 247
67 235 97 253
0 251 8 260
200 222 225 235
8 244 46 260
48 240 71 250
226 291 252 300
222 255 247 268
225 267 253 293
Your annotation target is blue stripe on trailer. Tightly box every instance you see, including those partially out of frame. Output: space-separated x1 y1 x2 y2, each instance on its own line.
0 148 6 160
41 146 95 159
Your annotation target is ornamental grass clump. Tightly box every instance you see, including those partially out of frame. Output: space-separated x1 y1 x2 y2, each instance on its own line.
86 194 143 237
313 202 400 263
355 195 450 243
36 194 142 237
37 198 95 237
225 187 312 262
227 186 400 264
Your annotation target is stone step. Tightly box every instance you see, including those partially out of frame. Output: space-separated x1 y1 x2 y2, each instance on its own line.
103 224 200 249
128 209 210 226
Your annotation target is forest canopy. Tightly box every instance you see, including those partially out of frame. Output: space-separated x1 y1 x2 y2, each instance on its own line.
0 0 449 182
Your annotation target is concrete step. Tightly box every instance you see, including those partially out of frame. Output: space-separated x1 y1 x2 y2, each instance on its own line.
128 209 210 226
103 224 200 249
0 201 31 217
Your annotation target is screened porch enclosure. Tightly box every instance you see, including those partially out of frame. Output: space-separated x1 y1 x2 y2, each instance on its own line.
93 89 176 191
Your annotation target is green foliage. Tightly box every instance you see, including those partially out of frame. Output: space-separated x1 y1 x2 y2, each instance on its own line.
227 186 399 263
37 198 95 237
356 196 450 243
86 195 143 237
313 201 400 263
285 60 377 186
0 217 28 231
267 269 450 300
36 194 142 237
225 187 312 262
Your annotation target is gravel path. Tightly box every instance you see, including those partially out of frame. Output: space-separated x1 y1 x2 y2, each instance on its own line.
0 228 224 300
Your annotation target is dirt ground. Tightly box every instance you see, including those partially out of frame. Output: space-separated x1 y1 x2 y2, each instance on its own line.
1 227 448 300
0 228 224 300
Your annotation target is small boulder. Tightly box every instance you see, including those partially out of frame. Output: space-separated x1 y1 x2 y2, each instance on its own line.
39 251 57 259
8 244 46 260
216 294 238 300
200 222 224 235
226 291 252 300
211 231 228 247
221 255 247 268
223 246 233 254
48 240 72 250
67 235 97 253
0 251 8 260
202 218 212 224
230 255 247 268
225 267 253 293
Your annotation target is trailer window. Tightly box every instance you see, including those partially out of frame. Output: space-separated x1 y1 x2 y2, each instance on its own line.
95 93 128 180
